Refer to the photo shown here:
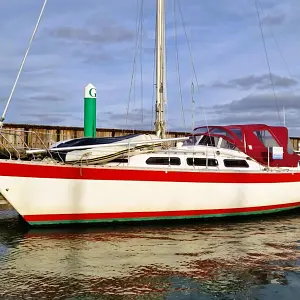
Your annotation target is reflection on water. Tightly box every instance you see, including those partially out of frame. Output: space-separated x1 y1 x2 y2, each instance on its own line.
0 210 300 299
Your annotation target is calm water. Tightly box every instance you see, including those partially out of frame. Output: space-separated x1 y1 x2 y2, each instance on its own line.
0 209 300 299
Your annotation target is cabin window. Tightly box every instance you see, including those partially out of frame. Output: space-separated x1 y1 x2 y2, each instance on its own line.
187 158 218 167
230 128 243 140
111 158 128 163
198 135 218 147
287 139 294 154
146 157 181 166
219 139 236 150
210 128 233 139
193 127 212 134
224 159 249 168
253 130 279 148
184 135 197 146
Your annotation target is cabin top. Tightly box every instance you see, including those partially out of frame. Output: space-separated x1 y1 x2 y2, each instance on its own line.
189 124 299 168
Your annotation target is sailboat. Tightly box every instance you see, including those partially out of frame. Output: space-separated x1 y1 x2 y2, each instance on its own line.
1 0 300 226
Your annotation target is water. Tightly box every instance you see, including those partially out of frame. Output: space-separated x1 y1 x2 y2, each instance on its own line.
0 209 300 299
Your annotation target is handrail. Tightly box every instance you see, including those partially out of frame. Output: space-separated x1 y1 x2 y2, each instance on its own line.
0 139 12 160
0 132 20 160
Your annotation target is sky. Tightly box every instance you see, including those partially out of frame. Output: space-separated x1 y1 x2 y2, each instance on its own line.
0 0 300 135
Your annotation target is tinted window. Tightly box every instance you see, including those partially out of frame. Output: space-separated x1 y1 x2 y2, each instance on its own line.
146 157 181 166
210 128 233 139
224 159 249 168
253 130 279 147
198 135 218 147
230 128 243 140
219 139 236 150
183 135 197 146
193 127 212 134
187 158 218 167
287 139 294 154
111 158 128 163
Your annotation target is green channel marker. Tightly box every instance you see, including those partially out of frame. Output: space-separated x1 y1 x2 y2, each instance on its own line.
84 83 97 137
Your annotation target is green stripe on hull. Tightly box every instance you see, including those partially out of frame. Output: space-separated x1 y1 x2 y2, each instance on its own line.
27 206 300 226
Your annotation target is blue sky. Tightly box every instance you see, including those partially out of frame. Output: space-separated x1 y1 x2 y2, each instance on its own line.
1 0 300 134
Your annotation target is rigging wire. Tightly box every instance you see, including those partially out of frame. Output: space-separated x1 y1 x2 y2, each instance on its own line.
254 0 282 124
125 0 144 129
257 0 295 127
191 82 195 131
256 0 294 83
177 0 210 133
150 47 156 129
173 0 187 132
150 0 159 130
133 0 141 127
0 0 48 127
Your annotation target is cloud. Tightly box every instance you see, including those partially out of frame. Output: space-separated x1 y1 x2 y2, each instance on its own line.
261 14 286 26
46 25 135 44
106 108 154 130
29 95 64 103
81 52 117 64
192 92 300 135
210 74 298 90
212 93 300 113
19 112 75 125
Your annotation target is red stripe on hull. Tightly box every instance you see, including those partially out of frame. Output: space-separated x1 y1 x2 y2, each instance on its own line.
24 201 300 222
1 161 300 183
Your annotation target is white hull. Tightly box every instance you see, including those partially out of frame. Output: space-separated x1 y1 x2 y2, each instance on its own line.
1 161 300 226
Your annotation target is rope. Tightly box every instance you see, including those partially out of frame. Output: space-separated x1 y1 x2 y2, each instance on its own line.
0 0 48 127
254 0 282 124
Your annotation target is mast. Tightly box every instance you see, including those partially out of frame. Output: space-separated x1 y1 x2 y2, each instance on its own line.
155 0 166 139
